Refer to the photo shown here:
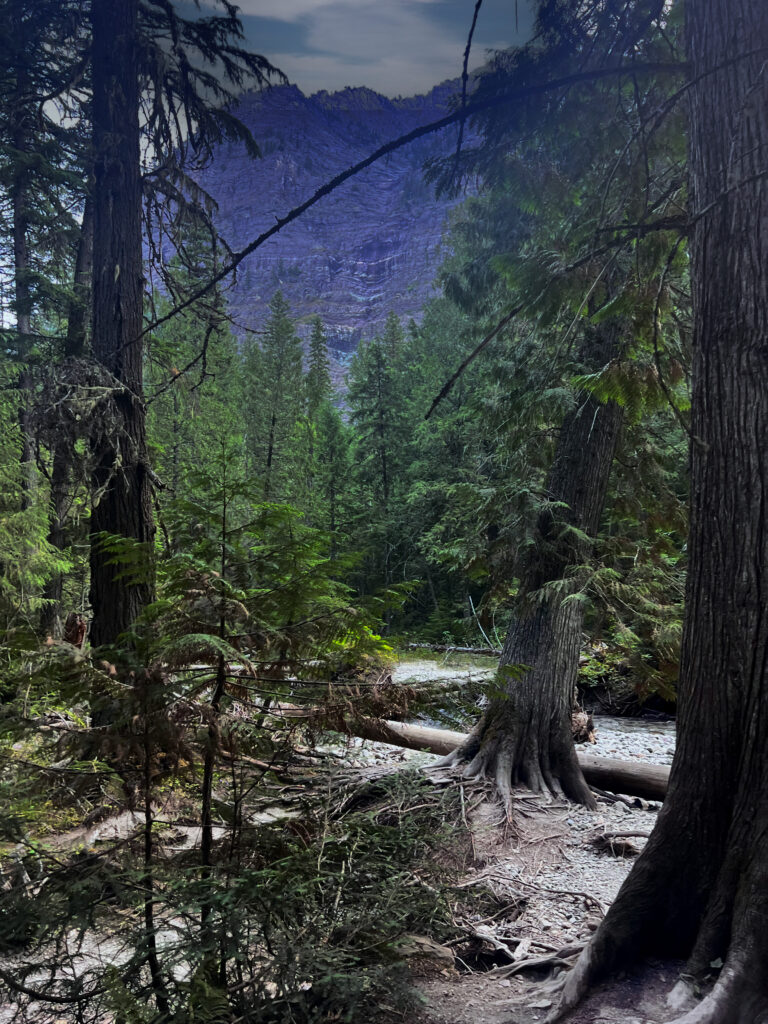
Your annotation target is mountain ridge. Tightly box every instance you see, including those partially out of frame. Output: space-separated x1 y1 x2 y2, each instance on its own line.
195 79 466 363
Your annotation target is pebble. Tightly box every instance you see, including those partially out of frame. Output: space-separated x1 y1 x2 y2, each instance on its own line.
591 715 675 766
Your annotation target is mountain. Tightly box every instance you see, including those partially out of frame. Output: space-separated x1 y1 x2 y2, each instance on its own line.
195 81 465 364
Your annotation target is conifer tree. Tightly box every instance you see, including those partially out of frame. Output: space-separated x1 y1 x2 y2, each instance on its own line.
87 0 280 647
381 311 404 362
553 1 768 1019
433 0 686 804
292 316 334 522
88 0 154 648
347 332 412 615
348 338 398 508
243 290 304 499
147 221 242 502
0 1 85 507
315 401 352 555
305 315 332 419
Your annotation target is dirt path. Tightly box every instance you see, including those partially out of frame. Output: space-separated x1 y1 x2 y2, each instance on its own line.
412 785 684 1024
379 659 682 1024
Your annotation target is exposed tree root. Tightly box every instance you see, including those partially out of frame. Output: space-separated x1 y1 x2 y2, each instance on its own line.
542 814 768 1024
546 949 768 1024
436 707 596 817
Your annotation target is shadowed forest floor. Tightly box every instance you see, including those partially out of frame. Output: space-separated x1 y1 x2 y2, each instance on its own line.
0 655 681 1023
410 787 682 1024
384 656 682 1024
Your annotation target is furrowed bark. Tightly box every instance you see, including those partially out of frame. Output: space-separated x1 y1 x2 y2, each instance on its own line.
448 325 623 812
550 2 768 1020
89 0 154 649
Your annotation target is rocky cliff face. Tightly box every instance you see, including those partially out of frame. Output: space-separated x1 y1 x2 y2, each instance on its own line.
196 81 464 362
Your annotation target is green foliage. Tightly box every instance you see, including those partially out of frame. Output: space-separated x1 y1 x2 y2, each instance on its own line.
176 772 459 1024
0 380 71 632
243 291 306 501
305 316 332 418
347 329 411 507
0 4 701 1018
0 438 421 1019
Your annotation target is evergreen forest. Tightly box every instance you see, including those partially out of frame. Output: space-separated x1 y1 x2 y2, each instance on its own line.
0 1 767 1023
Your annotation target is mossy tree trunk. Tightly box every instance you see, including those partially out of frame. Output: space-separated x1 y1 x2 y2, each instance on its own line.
442 326 623 812
88 0 155 648
552 2 768 1020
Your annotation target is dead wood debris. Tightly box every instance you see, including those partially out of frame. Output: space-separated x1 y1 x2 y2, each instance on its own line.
590 829 651 858
405 643 501 658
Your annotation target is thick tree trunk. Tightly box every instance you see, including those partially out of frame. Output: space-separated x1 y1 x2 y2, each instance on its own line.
442 327 623 812
340 717 669 801
89 0 154 648
551 4 768 1021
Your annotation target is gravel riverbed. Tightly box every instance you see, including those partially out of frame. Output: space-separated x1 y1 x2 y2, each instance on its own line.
391 655 677 768
590 714 675 766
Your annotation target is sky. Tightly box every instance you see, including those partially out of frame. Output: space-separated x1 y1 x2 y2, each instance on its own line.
219 0 535 98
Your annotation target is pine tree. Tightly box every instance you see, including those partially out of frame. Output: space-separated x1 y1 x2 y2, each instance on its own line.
346 333 413 623
315 401 352 556
146 222 242 502
347 336 410 509
88 0 281 648
305 315 332 419
0 0 85 508
381 311 404 362
88 0 155 650
243 291 304 499
431 0 687 802
555 1 768 1019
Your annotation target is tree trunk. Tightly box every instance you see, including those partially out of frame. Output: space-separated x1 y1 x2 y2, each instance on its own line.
89 0 154 648
41 199 93 638
441 327 623 812
11 58 35 510
551 4 768 1021
338 717 670 801
264 410 276 499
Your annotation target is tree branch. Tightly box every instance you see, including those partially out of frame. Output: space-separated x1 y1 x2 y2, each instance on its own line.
452 0 485 180
425 302 525 420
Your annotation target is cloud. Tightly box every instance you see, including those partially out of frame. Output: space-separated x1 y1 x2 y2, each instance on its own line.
198 0 531 97
246 0 512 96
233 0 440 24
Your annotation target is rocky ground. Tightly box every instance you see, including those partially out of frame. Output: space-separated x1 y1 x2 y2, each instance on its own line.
413 790 675 1024
382 654 684 1024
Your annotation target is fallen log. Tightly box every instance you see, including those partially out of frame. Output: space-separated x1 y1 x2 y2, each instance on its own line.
344 718 669 801
263 705 669 801
405 643 501 658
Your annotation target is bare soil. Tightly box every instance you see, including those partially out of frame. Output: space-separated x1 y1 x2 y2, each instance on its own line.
408 783 688 1024
383 656 684 1024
